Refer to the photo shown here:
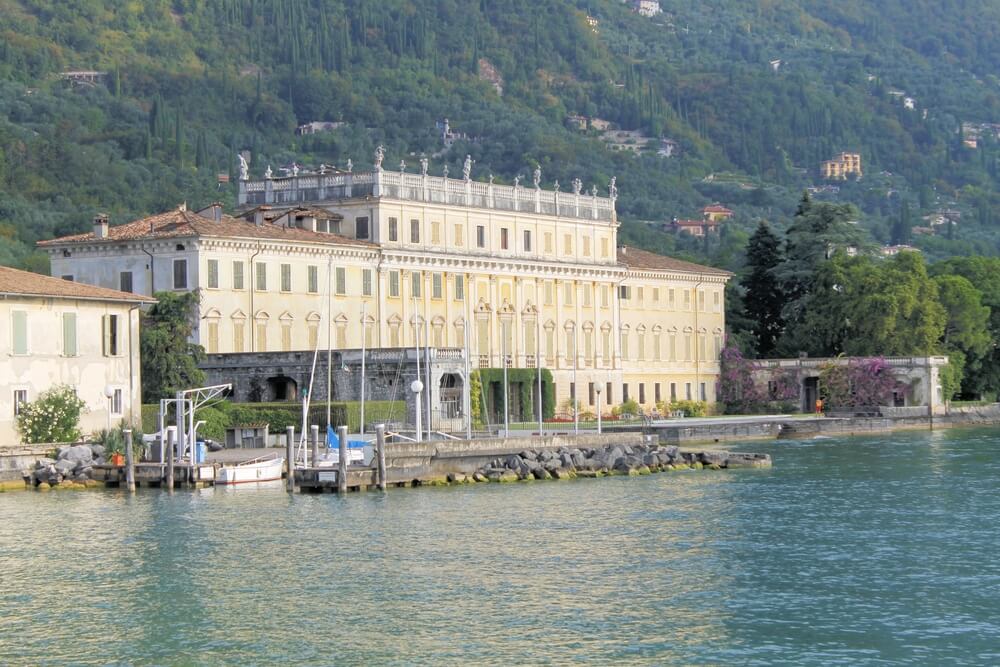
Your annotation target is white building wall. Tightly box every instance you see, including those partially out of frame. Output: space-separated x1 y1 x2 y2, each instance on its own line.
0 296 142 446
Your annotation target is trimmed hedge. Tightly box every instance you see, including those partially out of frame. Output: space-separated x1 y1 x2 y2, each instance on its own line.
141 400 406 440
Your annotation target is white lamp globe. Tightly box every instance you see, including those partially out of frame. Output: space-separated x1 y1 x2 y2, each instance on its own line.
410 380 424 394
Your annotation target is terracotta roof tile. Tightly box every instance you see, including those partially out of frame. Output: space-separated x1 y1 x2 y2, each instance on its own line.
37 207 374 248
617 246 732 277
0 265 155 302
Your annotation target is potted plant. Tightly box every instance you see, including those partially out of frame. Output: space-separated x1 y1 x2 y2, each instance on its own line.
95 423 142 466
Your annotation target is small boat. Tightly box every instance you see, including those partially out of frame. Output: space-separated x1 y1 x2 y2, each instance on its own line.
215 453 284 486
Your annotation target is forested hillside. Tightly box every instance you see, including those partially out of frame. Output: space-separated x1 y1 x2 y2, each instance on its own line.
2 0 1000 273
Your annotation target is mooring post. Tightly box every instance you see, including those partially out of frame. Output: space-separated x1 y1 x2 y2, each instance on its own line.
375 423 387 491
310 424 320 468
286 425 295 493
337 425 348 494
165 429 175 491
124 428 135 493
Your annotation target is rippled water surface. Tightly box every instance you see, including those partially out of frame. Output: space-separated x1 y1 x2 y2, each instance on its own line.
3 428 1000 665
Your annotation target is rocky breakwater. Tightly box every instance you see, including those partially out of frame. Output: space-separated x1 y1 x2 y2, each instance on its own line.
462 443 771 484
28 445 106 489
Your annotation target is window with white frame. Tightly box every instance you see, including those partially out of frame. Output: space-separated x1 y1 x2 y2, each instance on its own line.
13 389 28 416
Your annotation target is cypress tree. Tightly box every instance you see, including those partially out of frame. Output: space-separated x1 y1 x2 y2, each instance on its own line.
743 221 786 357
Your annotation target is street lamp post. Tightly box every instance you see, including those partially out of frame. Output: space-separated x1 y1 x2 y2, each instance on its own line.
595 384 603 434
411 379 424 443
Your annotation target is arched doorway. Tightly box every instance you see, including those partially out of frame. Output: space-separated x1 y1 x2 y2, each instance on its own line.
440 373 463 418
267 376 298 402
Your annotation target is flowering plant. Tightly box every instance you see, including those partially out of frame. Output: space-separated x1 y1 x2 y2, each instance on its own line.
16 384 88 444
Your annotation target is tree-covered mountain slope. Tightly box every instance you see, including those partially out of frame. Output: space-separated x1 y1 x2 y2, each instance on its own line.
2 0 1000 271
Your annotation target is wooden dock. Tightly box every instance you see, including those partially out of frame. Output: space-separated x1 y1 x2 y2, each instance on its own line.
90 462 218 488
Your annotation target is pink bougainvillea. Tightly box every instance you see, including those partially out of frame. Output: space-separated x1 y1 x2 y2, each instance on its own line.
718 345 767 414
819 357 908 407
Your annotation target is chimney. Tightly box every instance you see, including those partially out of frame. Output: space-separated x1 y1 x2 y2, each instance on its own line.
197 202 224 222
93 214 109 239
253 205 270 227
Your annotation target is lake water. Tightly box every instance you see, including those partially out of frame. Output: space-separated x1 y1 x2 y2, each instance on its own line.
2 428 1000 665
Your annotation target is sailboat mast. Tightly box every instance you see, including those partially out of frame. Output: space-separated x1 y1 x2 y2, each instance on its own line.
360 302 367 437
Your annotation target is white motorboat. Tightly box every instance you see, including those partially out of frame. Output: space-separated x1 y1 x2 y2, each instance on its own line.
215 454 284 485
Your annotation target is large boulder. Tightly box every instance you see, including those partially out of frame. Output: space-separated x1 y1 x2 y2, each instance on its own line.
89 444 106 459
54 459 77 475
58 445 93 465
571 451 587 468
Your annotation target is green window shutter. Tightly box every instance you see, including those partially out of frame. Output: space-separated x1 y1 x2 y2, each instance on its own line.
102 314 110 356
63 313 77 357
12 311 27 355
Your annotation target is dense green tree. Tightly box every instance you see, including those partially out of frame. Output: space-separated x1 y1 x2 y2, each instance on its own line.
742 221 784 357
140 291 206 403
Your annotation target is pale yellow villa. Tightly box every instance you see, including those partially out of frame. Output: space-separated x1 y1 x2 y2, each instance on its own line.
40 153 730 417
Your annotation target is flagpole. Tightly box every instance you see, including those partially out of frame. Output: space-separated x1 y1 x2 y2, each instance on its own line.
537 314 543 435
464 293 472 440
502 320 509 436
326 255 333 434
413 294 421 442
360 302 367 437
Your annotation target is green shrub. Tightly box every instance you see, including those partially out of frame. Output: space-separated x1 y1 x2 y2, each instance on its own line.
612 399 641 418
667 400 708 417
17 385 88 444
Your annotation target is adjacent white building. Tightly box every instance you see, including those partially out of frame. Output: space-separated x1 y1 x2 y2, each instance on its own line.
0 266 152 446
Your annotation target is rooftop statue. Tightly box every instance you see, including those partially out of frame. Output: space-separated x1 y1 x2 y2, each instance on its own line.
374 145 385 171
533 166 541 188
238 154 249 181
609 176 618 199
420 156 428 176
572 178 583 195
346 158 353 173
463 155 473 181
265 164 273 179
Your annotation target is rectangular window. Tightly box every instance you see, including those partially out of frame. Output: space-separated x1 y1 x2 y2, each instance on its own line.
201 261 216 290
544 282 554 306
11 311 28 355
583 236 591 256
281 325 292 352
700 382 707 401
455 223 464 246
431 221 441 244
103 314 120 356
119 271 133 293
111 388 123 416
256 322 267 352
13 389 28 416
207 322 219 353
601 237 609 258
410 219 420 243
523 230 532 252
620 331 629 360
714 291 721 312
686 383 692 401
255 262 267 291
684 290 691 310
280 263 292 292
432 273 443 299
619 285 631 300
601 285 609 308
389 271 400 298
655 383 662 404
308 266 319 294
308 325 318 350
544 232 553 253
362 269 373 296
233 261 245 290
233 321 245 352
455 275 465 301
411 272 422 297
623 383 630 403
583 285 592 307
606 382 613 404
173 259 187 289
653 288 660 303
62 312 77 357
335 267 347 295
500 228 509 250
588 382 595 406
564 234 573 255
476 225 486 248
564 282 574 306
668 289 675 309
388 217 398 242
637 287 644 303
356 216 369 240
639 383 646 404
670 383 677 401
699 290 706 312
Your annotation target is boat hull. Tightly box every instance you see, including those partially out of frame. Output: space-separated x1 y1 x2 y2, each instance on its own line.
215 458 284 485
